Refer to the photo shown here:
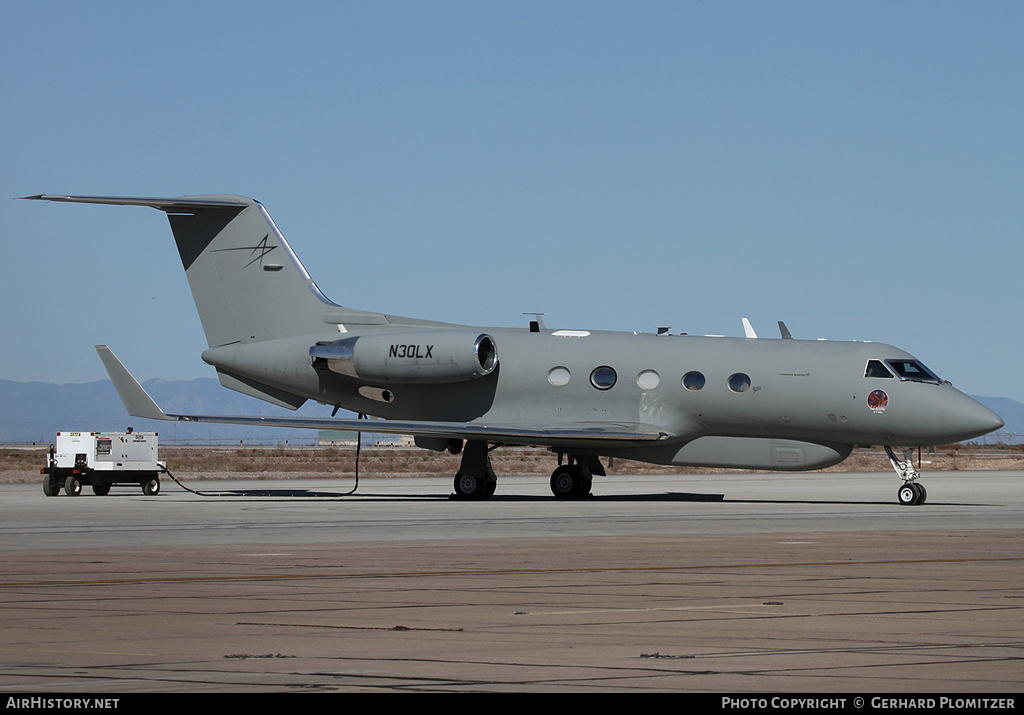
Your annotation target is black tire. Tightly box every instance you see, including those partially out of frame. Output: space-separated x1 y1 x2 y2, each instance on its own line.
91 483 111 496
65 475 82 497
481 478 497 498
551 465 584 499
898 483 919 506
142 476 160 496
453 472 489 500
581 474 593 498
42 476 60 497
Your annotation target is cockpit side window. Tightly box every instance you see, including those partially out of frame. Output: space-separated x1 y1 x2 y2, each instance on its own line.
865 360 894 378
884 359 941 383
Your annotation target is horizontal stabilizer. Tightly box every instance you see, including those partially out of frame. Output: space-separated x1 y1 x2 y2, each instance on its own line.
22 195 248 211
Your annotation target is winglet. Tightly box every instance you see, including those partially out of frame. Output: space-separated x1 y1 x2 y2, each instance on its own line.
742 318 758 339
95 346 172 421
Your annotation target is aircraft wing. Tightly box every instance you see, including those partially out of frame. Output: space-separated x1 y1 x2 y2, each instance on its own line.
96 346 673 447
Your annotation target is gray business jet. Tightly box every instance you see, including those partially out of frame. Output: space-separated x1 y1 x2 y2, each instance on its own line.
25 194 1003 504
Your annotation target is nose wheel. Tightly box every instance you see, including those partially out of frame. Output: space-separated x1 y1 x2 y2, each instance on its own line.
897 481 927 506
886 446 928 506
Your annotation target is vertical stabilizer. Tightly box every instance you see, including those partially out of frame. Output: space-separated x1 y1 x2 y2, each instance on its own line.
163 195 332 347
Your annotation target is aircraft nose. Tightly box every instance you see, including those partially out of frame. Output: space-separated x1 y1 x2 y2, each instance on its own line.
944 392 1004 442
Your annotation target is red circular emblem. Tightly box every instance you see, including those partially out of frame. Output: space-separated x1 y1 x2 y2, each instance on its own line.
868 390 888 411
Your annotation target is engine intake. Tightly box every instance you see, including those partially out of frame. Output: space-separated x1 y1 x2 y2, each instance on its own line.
311 330 498 384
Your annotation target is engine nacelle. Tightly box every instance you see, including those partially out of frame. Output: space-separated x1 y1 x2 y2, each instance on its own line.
311 330 498 384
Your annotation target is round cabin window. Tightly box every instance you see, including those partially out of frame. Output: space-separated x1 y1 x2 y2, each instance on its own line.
590 366 617 390
682 371 705 391
728 373 751 393
548 366 571 387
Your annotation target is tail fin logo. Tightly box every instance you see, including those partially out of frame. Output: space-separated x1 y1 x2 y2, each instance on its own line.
212 234 278 269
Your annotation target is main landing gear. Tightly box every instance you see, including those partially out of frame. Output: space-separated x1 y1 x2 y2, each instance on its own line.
450 441 604 501
451 440 497 500
886 446 928 506
549 455 603 500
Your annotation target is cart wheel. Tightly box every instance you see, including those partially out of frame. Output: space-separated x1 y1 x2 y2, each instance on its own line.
43 476 60 497
142 477 160 496
92 483 111 496
65 476 82 496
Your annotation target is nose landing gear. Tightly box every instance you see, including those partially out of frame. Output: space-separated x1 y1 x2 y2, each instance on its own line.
886 446 928 505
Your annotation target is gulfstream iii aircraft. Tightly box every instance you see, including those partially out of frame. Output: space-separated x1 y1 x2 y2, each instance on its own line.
25 194 1003 504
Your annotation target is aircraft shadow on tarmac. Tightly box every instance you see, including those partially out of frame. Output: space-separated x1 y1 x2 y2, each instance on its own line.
103 485 983 506
172 487 730 502
152 475 731 501
118 484 731 501
167 488 978 506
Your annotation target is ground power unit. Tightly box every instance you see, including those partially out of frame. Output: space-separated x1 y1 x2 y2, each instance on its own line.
42 430 164 496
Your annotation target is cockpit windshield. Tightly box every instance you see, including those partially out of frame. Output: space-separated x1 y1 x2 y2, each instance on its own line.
884 359 941 383
865 360 894 378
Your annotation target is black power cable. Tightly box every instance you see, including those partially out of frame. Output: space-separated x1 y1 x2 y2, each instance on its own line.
157 416 364 498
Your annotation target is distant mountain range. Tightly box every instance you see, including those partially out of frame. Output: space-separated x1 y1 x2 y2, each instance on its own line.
1 378 1020 445
971 396 1024 443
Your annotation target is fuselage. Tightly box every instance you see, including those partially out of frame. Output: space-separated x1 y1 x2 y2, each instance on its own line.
201 323 1003 467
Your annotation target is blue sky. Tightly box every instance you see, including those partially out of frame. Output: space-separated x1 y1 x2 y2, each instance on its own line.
3 1 1022 403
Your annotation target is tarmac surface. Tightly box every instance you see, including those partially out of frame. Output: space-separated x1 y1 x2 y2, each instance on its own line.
1 469 1022 693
